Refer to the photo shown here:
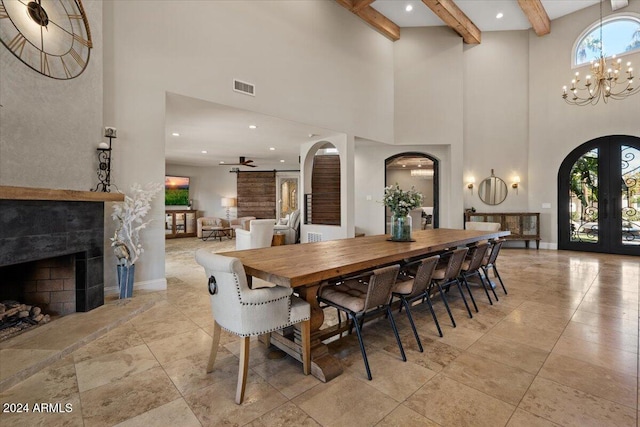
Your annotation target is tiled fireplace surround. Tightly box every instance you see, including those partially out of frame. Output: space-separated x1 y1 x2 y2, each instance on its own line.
0 198 106 313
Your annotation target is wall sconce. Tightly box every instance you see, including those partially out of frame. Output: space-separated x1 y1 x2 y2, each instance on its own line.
512 176 521 194
92 127 117 192
221 197 237 222
467 177 475 194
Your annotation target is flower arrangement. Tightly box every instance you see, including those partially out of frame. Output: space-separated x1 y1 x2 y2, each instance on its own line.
383 183 423 217
111 183 163 267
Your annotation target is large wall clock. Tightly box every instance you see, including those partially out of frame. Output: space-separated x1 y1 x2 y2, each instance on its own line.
0 0 92 80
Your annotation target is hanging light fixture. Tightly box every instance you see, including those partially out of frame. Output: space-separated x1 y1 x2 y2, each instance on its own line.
562 0 637 106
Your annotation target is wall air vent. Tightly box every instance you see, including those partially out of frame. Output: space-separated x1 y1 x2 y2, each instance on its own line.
233 79 255 96
307 232 322 243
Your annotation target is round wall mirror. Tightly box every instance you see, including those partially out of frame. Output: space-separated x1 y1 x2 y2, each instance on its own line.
478 173 508 205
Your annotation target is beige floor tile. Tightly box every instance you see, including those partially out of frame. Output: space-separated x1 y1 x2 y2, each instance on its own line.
538 353 637 408
404 374 515 427
552 335 638 376
515 300 576 321
75 344 159 393
506 409 561 427
80 366 181 427
433 321 485 350
571 309 638 335
113 398 201 427
577 299 639 320
487 320 562 352
503 308 570 333
442 352 536 405
0 348 59 384
520 377 636 427
185 372 287 426
377 404 440 426
134 315 200 342
146 328 212 365
0 393 83 427
292 374 399 427
467 334 549 375
345 349 436 401
252 355 322 399
0 356 78 404
383 333 462 373
72 322 145 363
562 320 638 354
245 402 321 427
162 349 235 395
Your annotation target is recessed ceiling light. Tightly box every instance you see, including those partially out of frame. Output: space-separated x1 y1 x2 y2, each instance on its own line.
172 132 180 136
417 164 422 168
405 4 413 12
280 159 285 163
496 12 504 19
269 147 276 151
249 125 257 129
402 164 406 168
220 161 225 164
201 150 207 154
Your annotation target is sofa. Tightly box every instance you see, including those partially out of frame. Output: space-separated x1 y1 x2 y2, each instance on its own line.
273 209 301 244
230 216 256 234
197 217 229 238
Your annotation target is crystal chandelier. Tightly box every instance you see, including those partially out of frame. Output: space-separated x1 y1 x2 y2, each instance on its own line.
562 1 638 106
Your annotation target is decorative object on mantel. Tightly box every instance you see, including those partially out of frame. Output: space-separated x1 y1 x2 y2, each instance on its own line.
562 0 638 106
111 183 163 298
0 0 92 80
383 183 423 242
92 127 118 193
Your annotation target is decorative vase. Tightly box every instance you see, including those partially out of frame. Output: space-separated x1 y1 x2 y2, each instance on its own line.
117 264 135 299
390 213 412 241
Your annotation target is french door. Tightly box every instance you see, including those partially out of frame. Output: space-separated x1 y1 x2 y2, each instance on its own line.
558 135 640 255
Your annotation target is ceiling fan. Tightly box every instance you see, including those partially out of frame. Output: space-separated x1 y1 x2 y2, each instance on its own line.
221 156 257 167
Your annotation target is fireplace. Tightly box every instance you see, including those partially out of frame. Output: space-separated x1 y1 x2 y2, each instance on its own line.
0 186 124 313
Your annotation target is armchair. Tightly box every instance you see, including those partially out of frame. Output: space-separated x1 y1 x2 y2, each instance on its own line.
235 219 275 250
273 209 301 244
230 216 256 234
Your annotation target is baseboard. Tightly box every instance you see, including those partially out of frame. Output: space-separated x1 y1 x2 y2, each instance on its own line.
104 278 167 295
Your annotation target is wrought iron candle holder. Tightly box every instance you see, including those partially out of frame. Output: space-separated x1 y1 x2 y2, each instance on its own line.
93 127 117 192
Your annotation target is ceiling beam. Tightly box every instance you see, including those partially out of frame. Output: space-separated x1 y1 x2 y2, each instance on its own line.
421 0 481 44
517 0 550 36
335 0 401 41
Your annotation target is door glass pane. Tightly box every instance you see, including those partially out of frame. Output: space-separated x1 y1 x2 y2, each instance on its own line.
569 149 599 243
621 145 640 246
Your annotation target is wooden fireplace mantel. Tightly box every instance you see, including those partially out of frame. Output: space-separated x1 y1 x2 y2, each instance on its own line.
0 186 124 202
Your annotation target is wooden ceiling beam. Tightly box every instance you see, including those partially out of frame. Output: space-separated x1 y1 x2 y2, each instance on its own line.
517 0 550 36
421 0 481 44
335 0 401 41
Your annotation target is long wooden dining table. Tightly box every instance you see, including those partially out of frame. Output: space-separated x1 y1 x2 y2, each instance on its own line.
220 228 510 381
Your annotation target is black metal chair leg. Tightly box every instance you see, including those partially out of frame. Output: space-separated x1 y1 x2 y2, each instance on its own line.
350 313 372 380
401 298 423 352
482 267 499 302
462 275 479 313
478 272 494 305
493 266 507 294
386 307 407 362
423 293 444 337
453 278 473 318
434 281 456 328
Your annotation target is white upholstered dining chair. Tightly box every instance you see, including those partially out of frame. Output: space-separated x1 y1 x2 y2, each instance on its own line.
195 249 310 404
465 221 501 231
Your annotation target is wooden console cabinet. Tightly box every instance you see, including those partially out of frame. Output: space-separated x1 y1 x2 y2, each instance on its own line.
165 210 198 238
465 212 540 249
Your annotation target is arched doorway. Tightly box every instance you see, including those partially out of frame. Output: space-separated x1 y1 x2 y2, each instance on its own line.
558 135 640 256
385 152 439 231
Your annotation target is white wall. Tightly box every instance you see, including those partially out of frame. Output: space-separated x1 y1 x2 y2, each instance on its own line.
165 165 237 219
0 1 103 188
527 1 640 247
104 0 395 285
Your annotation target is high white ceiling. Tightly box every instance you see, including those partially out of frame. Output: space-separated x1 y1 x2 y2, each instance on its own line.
165 0 607 170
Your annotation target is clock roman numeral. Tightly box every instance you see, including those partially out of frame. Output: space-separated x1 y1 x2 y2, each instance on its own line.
73 33 91 48
7 33 27 57
41 52 51 75
60 57 72 79
0 5 8 19
69 47 85 68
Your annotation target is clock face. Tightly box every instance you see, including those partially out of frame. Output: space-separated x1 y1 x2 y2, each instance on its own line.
0 0 92 79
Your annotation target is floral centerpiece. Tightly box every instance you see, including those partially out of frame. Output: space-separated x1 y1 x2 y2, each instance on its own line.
383 183 423 241
111 182 163 298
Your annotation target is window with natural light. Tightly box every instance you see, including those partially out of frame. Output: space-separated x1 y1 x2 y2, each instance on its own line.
574 14 640 67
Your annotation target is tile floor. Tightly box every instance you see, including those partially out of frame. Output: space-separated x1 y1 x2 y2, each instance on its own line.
0 238 638 426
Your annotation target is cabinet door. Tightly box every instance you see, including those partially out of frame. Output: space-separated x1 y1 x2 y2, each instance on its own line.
503 215 521 237
522 215 538 237
165 213 174 236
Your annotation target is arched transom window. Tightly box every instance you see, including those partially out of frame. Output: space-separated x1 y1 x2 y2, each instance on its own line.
573 13 640 67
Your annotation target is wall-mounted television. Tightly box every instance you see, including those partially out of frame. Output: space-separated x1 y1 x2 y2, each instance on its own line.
165 176 190 205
